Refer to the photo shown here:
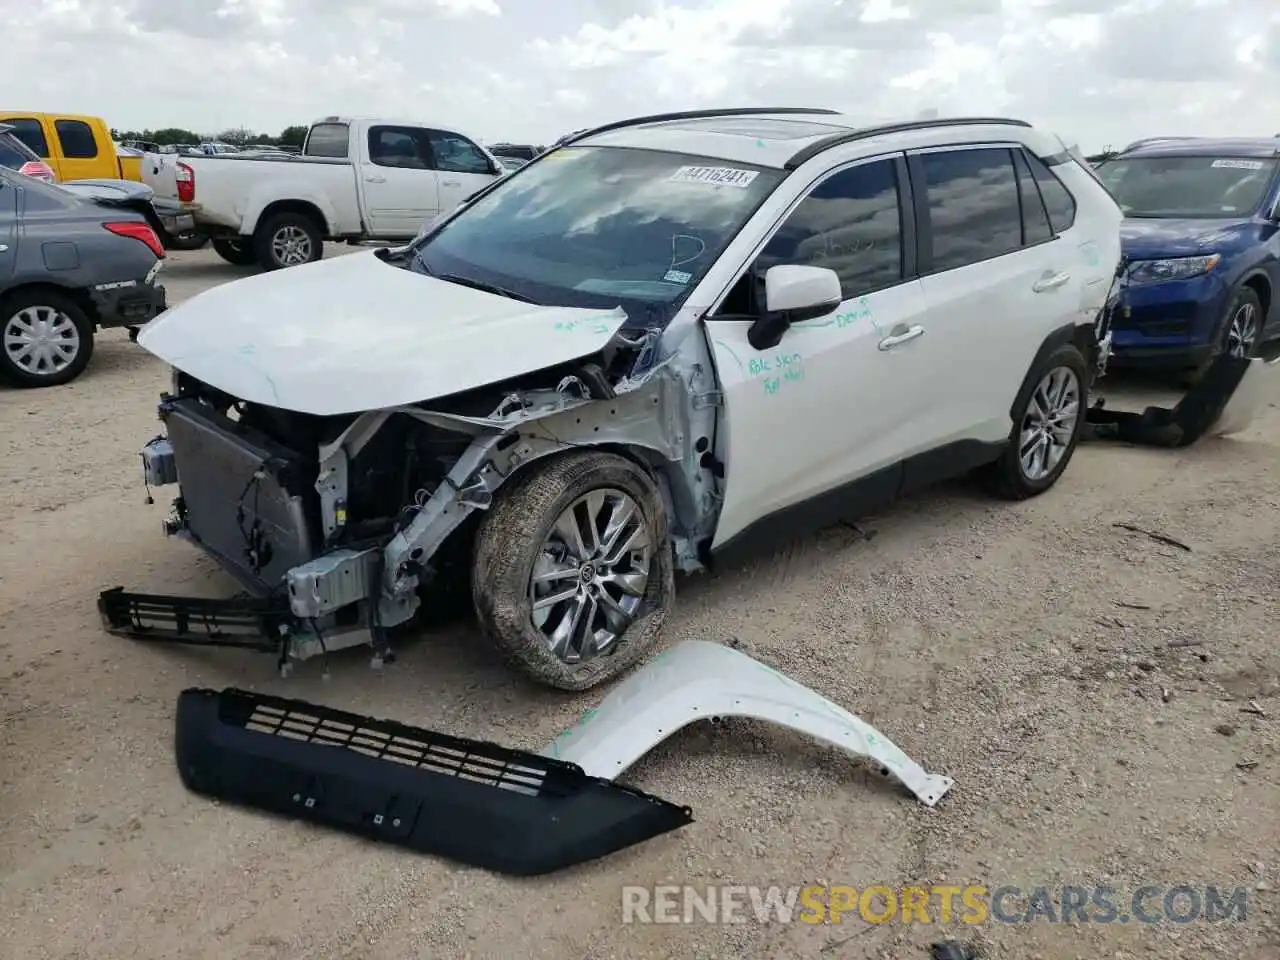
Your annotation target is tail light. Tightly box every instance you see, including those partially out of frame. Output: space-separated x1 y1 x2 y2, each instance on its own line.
175 161 194 203
105 221 166 260
18 160 55 183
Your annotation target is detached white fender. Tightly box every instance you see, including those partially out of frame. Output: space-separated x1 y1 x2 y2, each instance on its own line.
1210 354 1280 437
540 641 955 808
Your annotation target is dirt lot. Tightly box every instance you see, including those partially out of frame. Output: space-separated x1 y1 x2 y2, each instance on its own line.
1 245 1277 960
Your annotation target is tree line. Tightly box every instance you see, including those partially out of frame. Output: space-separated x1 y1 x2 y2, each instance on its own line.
109 125 310 147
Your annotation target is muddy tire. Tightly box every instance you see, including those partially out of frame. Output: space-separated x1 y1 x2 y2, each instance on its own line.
471 450 674 691
982 342 1088 500
211 238 257 266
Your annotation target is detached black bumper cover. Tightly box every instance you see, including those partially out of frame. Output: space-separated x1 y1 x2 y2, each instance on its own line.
175 687 693 875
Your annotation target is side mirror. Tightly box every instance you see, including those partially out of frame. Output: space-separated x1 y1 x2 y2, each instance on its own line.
747 265 843 350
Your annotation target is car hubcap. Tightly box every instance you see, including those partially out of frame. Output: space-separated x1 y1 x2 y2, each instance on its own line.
529 489 651 664
271 226 312 266
1019 366 1080 482
1226 302 1258 358
3 306 80 377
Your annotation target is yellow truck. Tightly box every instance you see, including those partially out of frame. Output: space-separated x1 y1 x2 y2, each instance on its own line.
0 111 142 182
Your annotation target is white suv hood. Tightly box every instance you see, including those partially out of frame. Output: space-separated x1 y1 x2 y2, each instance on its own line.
137 251 629 416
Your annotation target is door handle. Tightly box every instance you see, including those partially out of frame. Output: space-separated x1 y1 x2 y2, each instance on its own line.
1033 271 1070 292
878 324 925 351
0 244 7 252
364 175 387 183
441 179 461 187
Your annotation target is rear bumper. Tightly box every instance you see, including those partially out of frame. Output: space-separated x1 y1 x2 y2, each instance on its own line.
152 198 196 237
90 273 166 329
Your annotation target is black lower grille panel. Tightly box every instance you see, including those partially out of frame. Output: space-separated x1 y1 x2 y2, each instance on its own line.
98 587 287 651
175 687 693 875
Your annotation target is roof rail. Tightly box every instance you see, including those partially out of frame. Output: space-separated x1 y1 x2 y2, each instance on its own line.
784 117 1032 170
559 107 842 148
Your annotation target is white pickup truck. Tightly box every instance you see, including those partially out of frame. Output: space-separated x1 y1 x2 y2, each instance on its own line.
142 116 503 270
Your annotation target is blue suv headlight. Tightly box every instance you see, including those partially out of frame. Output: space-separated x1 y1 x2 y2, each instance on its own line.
1126 254 1221 285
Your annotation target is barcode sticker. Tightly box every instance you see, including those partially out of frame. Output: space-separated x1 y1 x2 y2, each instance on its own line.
668 165 760 188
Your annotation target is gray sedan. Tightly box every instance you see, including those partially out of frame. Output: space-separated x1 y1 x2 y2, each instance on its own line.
0 166 167 388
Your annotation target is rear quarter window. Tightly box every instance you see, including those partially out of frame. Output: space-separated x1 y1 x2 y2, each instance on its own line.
1025 153 1077 232
305 123 351 158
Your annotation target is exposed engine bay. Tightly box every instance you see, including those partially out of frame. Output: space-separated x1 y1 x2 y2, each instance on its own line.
104 326 724 668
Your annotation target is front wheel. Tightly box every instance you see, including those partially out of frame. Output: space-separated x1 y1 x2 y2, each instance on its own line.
471 451 675 691
982 342 1088 500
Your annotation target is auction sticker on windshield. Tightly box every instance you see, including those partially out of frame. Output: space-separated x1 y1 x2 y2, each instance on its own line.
669 165 760 188
1211 159 1265 170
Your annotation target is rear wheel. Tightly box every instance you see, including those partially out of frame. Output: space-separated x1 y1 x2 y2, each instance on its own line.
0 289 95 388
471 451 674 691
982 343 1088 500
211 238 257 266
166 230 207 251
253 212 323 270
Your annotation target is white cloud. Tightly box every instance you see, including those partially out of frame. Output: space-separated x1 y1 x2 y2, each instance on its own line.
3 0 1280 152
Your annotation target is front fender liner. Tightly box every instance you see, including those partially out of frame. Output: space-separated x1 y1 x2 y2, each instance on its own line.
175 687 692 875
541 641 955 807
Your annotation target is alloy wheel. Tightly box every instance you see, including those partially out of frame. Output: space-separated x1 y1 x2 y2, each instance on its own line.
270 225 313 266
1019 366 1080 482
1226 301 1258 359
529 488 652 664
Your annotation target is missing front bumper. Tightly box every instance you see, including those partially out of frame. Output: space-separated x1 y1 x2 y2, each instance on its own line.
176 687 693 875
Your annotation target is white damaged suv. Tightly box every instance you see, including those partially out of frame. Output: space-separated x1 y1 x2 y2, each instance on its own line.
106 108 1122 690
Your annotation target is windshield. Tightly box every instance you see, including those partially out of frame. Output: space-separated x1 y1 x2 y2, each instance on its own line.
410 146 784 323
1096 156 1277 218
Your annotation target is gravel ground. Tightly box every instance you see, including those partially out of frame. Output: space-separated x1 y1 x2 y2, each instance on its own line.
1 245 1277 960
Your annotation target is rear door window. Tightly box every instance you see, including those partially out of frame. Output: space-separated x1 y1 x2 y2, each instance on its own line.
918 147 1023 272
368 127 430 169
54 120 99 159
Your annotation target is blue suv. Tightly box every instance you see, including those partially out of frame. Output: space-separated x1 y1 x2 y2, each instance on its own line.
1094 137 1280 372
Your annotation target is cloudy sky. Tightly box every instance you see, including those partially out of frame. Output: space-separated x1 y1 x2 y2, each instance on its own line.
7 0 1279 152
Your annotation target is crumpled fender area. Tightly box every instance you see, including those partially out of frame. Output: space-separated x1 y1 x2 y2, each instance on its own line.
175 688 692 875
540 641 955 807
1085 353 1279 447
